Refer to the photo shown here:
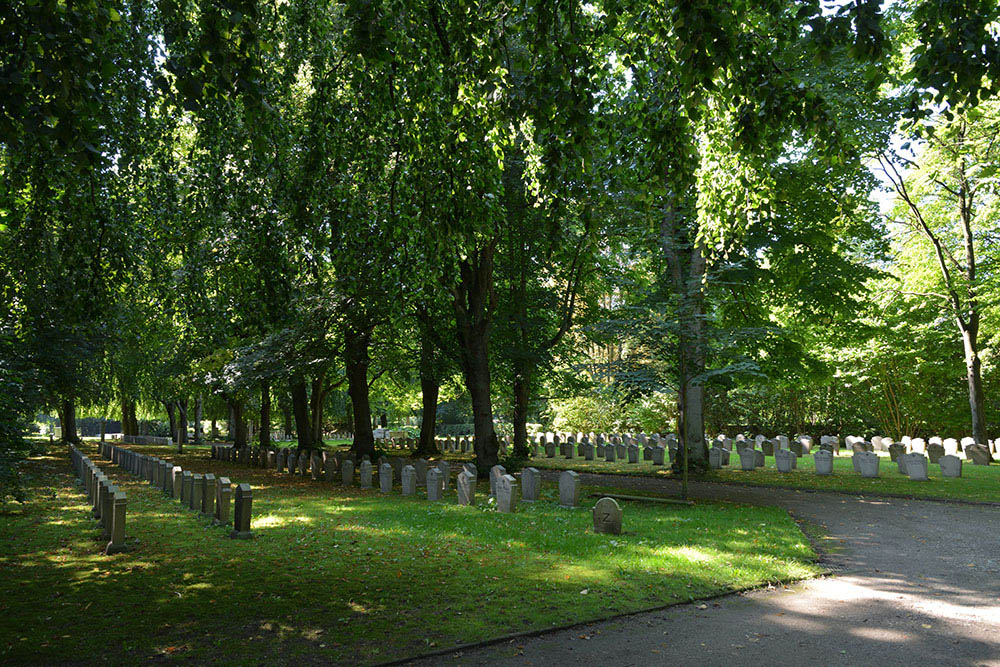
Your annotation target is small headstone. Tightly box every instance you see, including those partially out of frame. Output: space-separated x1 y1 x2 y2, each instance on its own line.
888 443 906 462
814 449 833 475
738 448 756 471
401 465 416 496
709 447 723 470
426 469 442 501
593 497 622 535
105 492 128 554
190 474 204 511
230 484 253 539
559 470 580 508
201 473 215 516
855 451 880 478
298 451 309 476
311 453 322 480
342 459 355 486
652 445 665 466
415 459 429 485
627 445 639 463
171 466 183 498
436 461 450 490
496 475 517 513
754 450 765 468
379 463 393 493
214 477 231 526
457 470 476 506
490 465 506 497
463 462 477 478
360 460 373 488
287 451 298 473
605 444 616 462
521 467 540 502
927 443 945 464
966 444 993 465
939 454 962 478
905 452 929 481
775 448 795 473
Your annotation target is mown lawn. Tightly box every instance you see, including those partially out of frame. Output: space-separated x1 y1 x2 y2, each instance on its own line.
527 449 1000 503
0 442 819 665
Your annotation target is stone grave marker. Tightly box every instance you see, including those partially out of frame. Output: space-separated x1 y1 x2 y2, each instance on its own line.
490 465 506 497
775 448 795 473
342 459 355 486
360 461 373 488
814 449 834 475
230 484 253 539
855 451 880 478
905 452 929 481
593 497 622 535
457 470 476 506
496 475 517 513
559 470 580 508
402 465 416 496
379 463 393 493
201 473 215 516
214 477 231 526
190 474 204 511
521 467 540 502
426 469 442 501
939 454 962 478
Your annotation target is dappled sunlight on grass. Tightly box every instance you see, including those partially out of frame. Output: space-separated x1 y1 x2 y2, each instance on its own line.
0 443 823 665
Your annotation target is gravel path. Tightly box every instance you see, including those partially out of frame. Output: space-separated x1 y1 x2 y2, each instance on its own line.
405 472 1000 666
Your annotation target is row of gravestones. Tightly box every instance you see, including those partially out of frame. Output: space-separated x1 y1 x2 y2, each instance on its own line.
101 442 253 538
708 441 963 480
535 438 675 465
709 433 995 463
68 445 127 554
213 444 625 534
119 434 172 446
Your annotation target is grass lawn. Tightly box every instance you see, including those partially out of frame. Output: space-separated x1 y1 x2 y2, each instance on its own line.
0 442 820 665
527 450 1000 503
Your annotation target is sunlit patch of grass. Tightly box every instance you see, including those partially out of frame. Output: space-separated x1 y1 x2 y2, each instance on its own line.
0 443 822 665
527 451 1000 503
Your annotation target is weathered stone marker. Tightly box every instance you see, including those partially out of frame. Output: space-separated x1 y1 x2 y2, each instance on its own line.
939 454 962 478
287 451 298 474
436 461 450 490
496 474 517 513
775 448 795 473
401 465 416 496
201 473 216 516
342 459 355 486
814 449 834 476
180 469 191 503
230 484 253 539
559 470 580 508
415 459 429 486
360 460 373 488
738 448 756 471
905 452 929 481
457 470 476 506
190 474 204 511
489 465 506 497
105 491 128 554
311 453 322 481
855 451 880 478
593 497 622 535
427 469 442 501
214 477 231 526
171 466 183 498
927 443 945 464
379 463 393 493
521 467 540 502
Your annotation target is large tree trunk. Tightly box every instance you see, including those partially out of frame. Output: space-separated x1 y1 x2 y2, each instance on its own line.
291 375 313 451
452 246 500 473
165 401 177 444
962 327 988 446
346 328 375 460
177 398 188 447
193 396 204 444
281 399 293 440
511 366 531 459
416 336 440 455
227 403 235 440
310 374 325 444
259 381 271 448
59 398 79 443
232 401 248 448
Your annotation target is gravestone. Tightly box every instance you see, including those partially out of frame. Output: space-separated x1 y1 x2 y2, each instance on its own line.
342 459 355 486
761 440 775 456
627 445 639 463
379 463 393 493
496 475 517 513
105 492 128 554
276 450 286 473
201 473 215 516
939 454 962 478
287 452 298 474
738 448 756 471
415 459 429 486
888 443 906 462
171 466 183 498
230 484 253 539
709 447 724 470
437 461 450 490
605 444 616 462
521 467 540 502
311 454 322 481
966 444 993 466
775 448 796 473
214 477 231 526
545 442 556 458
463 462 477 478
298 452 309 476
426 469 442 501
896 451 909 475
559 470 581 508
905 452 929 481
323 456 337 482
583 443 595 460
617 443 627 459
814 449 834 475
565 438 575 459
927 443 945 464
190 474 204 511
789 441 803 458
652 445 665 466
401 465 416 496
356 460 371 488
593 497 622 535
181 470 192 504
457 470 476 506
490 465 507 497
855 451 880 478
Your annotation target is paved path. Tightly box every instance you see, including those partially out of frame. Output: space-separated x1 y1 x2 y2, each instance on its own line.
407 473 1000 666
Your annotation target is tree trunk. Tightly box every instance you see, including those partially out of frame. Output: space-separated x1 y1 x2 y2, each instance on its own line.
962 328 988 446
511 367 531 459
259 381 271 448
346 328 375 460
60 398 79 443
165 401 177 444
227 403 235 440
460 327 498 471
291 375 313 451
100 418 106 442
193 396 204 444
211 418 218 440
282 400 293 439
232 401 248 448
416 337 440 455
310 374 325 444
177 398 188 446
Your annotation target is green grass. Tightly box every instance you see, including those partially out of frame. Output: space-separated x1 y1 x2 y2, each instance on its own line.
0 442 820 665
526 450 1000 503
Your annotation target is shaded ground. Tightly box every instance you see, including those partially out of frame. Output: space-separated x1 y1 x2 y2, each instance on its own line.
405 472 1000 666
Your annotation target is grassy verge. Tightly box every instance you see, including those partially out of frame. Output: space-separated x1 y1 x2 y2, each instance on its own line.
526 450 1000 503
0 443 819 665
